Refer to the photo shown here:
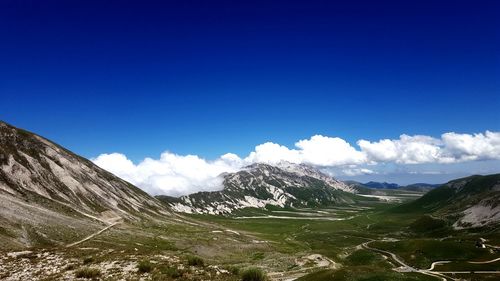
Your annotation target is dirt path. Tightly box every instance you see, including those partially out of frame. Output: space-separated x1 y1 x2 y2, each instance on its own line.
468 257 500 264
427 261 451 271
363 241 500 280
362 241 416 272
362 241 450 281
66 220 120 248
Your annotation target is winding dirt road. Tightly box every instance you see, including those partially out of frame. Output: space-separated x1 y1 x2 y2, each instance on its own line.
427 261 450 271
361 241 449 280
362 241 500 281
468 257 500 264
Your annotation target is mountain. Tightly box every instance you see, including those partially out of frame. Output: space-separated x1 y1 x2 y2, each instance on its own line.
0 121 169 248
345 180 439 193
400 183 440 192
363 181 400 189
274 161 357 193
158 162 362 214
395 174 500 229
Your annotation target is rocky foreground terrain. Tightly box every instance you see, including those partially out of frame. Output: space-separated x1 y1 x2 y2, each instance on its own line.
0 249 236 281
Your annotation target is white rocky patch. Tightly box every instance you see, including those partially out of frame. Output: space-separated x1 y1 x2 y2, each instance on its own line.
454 204 500 229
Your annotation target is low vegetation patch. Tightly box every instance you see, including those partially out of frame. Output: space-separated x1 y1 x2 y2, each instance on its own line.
225 265 240 275
251 252 265 260
186 255 204 267
74 267 101 279
157 265 182 278
241 267 267 281
137 260 154 273
410 215 448 234
345 249 381 266
82 256 94 265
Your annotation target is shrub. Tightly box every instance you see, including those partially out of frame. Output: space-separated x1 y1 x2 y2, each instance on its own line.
241 267 267 281
226 265 240 275
137 260 154 273
151 265 185 281
187 255 204 267
82 257 94 265
251 252 265 260
74 267 101 279
159 265 182 278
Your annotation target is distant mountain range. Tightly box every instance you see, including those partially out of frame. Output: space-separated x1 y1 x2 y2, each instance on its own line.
345 180 440 192
364 181 400 189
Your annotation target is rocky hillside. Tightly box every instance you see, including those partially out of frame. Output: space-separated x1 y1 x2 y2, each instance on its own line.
0 121 170 248
158 162 362 214
395 173 500 229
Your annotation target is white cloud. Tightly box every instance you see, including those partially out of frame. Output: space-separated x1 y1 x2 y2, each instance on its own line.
358 135 444 164
93 152 243 196
244 135 365 166
342 168 375 176
358 131 500 164
93 131 500 196
245 142 301 164
296 135 366 166
442 131 500 161
93 153 136 176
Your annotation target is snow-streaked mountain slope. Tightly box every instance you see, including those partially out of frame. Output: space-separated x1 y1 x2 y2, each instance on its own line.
158 163 361 214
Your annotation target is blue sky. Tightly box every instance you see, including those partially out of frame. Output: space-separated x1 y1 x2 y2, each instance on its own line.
1 1 499 193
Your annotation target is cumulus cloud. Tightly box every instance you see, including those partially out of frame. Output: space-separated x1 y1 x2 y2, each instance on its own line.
245 135 366 166
93 131 500 196
442 131 500 161
358 131 500 164
93 152 243 196
245 142 301 164
296 135 366 166
358 135 444 164
342 168 375 176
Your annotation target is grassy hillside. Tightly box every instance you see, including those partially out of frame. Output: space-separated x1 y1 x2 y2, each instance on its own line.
393 174 500 214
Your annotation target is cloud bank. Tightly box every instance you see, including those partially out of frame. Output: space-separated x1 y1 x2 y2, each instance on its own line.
358 131 500 164
93 131 500 196
93 152 242 197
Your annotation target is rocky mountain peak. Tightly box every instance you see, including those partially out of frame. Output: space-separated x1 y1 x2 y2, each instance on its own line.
160 161 358 214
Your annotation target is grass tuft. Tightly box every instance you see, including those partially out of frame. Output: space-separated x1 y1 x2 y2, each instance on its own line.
186 255 204 267
137 260 154 273
158 265 182 278
251 252 265 260
74 267 101 279
225 265 240 275
241 267 267 281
